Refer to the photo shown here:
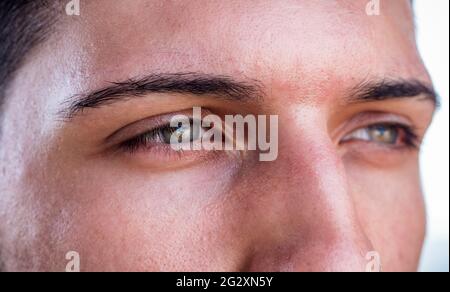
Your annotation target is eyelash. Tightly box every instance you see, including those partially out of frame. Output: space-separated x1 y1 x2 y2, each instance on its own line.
394 124 420 149
118 122 420 154
119 125 172 153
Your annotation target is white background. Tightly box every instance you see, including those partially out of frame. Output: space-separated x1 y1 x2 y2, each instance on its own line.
415 0 449 272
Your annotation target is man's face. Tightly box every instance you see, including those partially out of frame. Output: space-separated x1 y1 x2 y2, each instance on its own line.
0 0 436 271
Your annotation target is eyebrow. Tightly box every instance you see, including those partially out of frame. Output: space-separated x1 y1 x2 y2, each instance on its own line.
350 78 438 106
60 74 438 120
61 72 263 119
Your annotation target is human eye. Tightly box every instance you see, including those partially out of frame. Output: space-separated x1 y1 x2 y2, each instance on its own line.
106 110 235 168
119 117 208 153
341 123 419 149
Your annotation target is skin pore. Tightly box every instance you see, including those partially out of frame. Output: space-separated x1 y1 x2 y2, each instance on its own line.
0 0 436 271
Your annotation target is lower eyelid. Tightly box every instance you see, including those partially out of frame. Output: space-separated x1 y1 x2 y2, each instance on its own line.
340 142 419 168
117 142 234 170
340 136 420 154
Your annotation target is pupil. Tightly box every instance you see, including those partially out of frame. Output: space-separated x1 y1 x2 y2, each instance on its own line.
370 125 397 144
162 120 200 144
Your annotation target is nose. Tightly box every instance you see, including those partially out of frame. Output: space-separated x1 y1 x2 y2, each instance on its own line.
245 110 374 272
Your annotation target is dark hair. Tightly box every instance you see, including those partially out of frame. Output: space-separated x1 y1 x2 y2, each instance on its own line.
0 0 59 108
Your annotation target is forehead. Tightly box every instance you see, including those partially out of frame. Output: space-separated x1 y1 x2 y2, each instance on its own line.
50 0 423 98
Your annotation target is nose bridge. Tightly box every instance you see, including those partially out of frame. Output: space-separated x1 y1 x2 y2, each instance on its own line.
293 136 354 231
294 140 373 271
275 112 355 228
247 112 374 271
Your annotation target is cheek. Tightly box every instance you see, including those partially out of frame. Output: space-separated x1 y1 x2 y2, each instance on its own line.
38 153 252 271
346 159 426 271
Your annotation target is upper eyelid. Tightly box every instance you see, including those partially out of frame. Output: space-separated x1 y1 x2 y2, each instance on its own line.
119 129 163 150
104 111 192 146
332 111 415 141
346 112 414 128
124 118 213 145
105 108 216 146
105 116 171 145
122 127 162 144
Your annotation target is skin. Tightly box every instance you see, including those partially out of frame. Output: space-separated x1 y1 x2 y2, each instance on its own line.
0 0 436 271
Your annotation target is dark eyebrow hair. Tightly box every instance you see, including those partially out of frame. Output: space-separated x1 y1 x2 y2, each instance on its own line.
350 78 439 107
61 75 438 120
61 72 263 119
